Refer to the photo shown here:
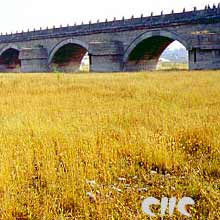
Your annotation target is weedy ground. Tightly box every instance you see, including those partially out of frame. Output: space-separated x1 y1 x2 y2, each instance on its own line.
0 71 219 220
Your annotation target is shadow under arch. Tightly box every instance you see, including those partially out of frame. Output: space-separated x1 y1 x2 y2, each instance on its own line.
123 30 191 71
49 38 89 72
0 45 21 73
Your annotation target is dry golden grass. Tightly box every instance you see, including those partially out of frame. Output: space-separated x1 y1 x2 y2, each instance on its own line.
157 62 188 70
0 71 219 219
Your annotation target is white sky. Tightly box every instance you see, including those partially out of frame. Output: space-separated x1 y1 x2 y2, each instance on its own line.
1 0 219 33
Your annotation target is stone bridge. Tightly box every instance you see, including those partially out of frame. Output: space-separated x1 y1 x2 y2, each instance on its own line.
0 5 220 73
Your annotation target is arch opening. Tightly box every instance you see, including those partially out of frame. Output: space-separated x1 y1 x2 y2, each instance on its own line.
124 35 188 71
158 41 188 70
0 48 21 73
50 43 90 73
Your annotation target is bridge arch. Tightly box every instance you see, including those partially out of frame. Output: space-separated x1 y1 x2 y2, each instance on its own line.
49 38 89 72
0 45 21 72
123 30 190 71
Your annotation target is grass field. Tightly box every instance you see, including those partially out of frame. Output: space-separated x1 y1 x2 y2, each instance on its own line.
0 71 219 219
157 62 188 70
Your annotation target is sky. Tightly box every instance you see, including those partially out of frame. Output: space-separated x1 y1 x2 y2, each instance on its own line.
0 0 219 49
1 0 219 33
